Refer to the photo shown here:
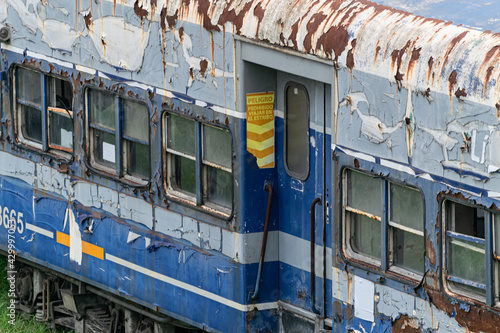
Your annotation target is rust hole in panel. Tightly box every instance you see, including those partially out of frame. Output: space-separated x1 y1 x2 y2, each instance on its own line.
496 103 500 119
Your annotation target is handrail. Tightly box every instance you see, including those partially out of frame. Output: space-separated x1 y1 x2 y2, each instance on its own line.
251 182 274 301
310 197 322 314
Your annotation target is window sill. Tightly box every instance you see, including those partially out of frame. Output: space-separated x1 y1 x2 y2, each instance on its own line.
86 161 149 188
342 248 423 287
166 189 233 221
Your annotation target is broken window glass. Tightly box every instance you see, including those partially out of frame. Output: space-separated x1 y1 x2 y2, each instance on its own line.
16 67 73 154
445 201 486 298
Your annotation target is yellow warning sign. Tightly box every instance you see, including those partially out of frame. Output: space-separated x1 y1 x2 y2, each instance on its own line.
246 92 275 168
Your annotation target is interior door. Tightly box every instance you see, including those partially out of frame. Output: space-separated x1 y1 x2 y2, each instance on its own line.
276 71 327 317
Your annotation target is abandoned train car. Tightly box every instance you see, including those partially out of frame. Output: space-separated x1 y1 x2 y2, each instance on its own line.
1 0 500 332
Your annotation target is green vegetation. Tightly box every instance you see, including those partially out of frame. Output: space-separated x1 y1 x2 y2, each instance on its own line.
0 256 51 333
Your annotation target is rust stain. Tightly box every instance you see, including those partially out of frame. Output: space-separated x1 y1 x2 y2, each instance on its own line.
374 44 381 65
440 31 468 75
427 57 434 82
217 1 252 34
425 236 436 266
84 11 93 31
134 0 149 20
198 0 220 32
199 59 209 77
496 103 500 119
427 289 500 333
304 13 327 53
455 87 467 99
483 66 494 97
346 39 357 69
392 314 420 333
448 70 458 97
313 24 348 61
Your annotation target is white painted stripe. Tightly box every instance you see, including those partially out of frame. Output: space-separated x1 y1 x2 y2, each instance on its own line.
195 100 208 107
124 81 152 91
279 232 333 280
106 253 278 312
75 64 95 75
25 223 54 239
1 43 25 54
335 146 376 163
380 159 415 175
211 105 245 119
156 88 175 98
25 51 73 69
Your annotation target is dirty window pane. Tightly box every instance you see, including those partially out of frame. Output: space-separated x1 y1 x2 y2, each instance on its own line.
17 67 41 105
20 105 42 143
123 100 149 143
90 90 116 130
49 110 73 150
169 155 196 196
125 140 149 180
349 212 381 260
392 229 424 274
204 166 232 209
448 237 485 285
347 170 381 216
168 114 195 155
93 129 116 169
285 83 309 179
203 125 231 169
47 76 72 110
390 184 423 232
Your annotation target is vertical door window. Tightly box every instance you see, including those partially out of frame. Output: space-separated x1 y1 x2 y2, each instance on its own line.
285 82 309 180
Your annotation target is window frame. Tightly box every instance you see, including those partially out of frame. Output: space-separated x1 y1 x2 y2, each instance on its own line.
13 65 74 159
85 87 151 186
441 197 498 306
163 111 234 219
284 81 310 181
342 167 426 282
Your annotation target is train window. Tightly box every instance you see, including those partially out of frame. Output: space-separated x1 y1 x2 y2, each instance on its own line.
87 88 150 183
165 112 233 215
344 169 424 277
444 201 486 299
346 170 382 260
202 124 232 208
390 184 425 274
285 82 309 180
167 114 196 196
15 67 73 155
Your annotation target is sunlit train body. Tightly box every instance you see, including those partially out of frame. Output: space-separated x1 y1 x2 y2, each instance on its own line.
1 0 500 332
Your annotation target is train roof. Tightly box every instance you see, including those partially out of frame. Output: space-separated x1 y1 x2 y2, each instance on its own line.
172 0 500 107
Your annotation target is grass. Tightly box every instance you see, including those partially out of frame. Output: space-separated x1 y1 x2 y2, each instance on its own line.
0 255 53 333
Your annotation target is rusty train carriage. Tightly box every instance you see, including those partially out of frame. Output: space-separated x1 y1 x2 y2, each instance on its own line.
1 0 500 332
